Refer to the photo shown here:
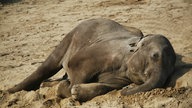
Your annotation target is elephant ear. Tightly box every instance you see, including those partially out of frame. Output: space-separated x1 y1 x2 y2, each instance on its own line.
126 49 147 85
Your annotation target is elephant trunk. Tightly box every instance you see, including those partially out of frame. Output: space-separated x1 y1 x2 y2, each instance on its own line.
122 67 166 95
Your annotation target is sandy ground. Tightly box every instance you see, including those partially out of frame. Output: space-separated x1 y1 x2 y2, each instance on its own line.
0 0 192 107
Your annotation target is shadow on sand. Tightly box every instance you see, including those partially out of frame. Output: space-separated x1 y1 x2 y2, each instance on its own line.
166 54 192 87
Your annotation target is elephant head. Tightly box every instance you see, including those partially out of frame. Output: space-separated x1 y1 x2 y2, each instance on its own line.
122 34 176 95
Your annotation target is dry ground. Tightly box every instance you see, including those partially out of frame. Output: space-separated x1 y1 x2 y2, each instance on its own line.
0 0 192 107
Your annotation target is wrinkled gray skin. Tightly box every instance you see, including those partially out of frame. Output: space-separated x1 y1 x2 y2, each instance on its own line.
8 18 176 102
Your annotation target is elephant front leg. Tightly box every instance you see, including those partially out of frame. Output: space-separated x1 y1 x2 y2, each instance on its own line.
71 83 117 102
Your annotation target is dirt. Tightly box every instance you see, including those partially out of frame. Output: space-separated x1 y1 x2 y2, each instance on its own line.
0 0 192 107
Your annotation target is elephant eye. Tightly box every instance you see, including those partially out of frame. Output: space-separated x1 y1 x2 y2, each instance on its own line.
150 52 159 61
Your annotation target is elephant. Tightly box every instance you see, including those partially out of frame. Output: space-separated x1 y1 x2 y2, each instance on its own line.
8 18 176 101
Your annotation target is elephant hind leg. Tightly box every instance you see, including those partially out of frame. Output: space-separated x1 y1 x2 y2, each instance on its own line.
8 30 74 93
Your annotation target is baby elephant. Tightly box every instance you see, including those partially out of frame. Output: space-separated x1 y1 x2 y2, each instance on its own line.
8 18 176 101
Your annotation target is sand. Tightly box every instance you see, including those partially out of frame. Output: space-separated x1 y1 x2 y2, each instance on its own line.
0 0 192 107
